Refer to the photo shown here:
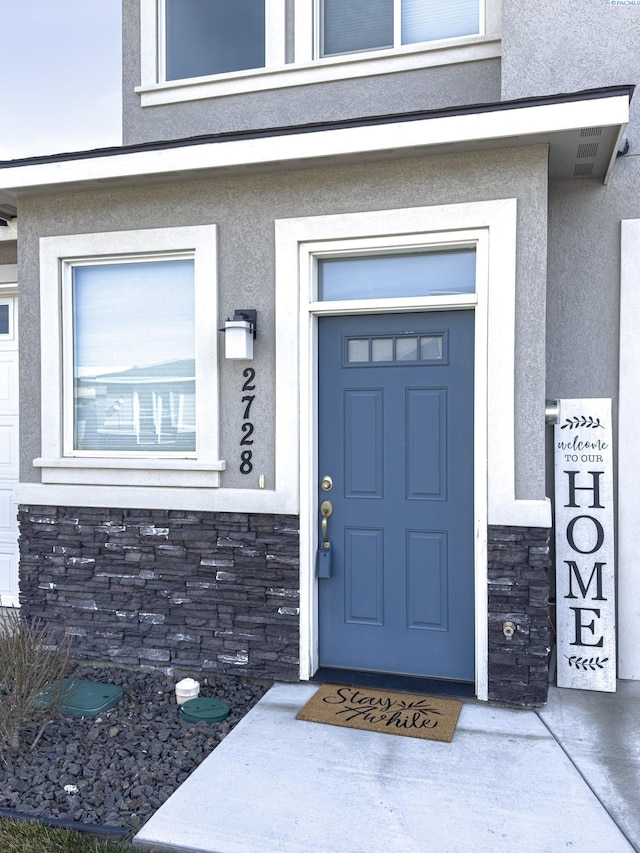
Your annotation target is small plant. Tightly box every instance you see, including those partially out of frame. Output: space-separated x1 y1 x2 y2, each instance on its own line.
0 607 73 753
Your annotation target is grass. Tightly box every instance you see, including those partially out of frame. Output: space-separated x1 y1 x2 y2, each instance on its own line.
0 818 133 852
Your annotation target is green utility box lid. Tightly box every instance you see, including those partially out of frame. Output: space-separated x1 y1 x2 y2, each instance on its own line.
59 679 123 717
179 697 230 725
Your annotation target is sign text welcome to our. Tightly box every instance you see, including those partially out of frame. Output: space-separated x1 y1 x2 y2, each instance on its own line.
554 398 616 692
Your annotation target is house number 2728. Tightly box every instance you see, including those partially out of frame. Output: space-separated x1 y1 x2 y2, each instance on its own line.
240 367 255 474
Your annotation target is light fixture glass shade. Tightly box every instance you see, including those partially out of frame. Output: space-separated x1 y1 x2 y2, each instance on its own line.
225 319 254 359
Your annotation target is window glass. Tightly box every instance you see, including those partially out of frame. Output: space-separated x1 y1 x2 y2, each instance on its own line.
346 333 445 365
322 0 479 57
420 335 443 360
322 0 392 56
166 0 265 80
318 249 476 301
371 337 394 362
347 338 370 362
402 0 479 44
72 259 195 453
0 305 9 336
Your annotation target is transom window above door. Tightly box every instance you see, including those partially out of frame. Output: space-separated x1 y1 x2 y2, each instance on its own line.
317 249 476 301
322 0 481 57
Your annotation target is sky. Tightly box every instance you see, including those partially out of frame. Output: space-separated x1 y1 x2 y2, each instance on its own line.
1 1 122 160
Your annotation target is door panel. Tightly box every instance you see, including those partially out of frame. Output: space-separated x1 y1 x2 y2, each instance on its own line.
406 387 446 499
318 310 474 681
344 527 384 624
344 390 383 497
406 530 448 630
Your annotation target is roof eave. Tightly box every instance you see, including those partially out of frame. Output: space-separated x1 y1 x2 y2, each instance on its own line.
0 86 632 210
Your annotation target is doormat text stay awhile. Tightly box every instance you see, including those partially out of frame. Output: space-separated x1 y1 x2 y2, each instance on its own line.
296 684 462 742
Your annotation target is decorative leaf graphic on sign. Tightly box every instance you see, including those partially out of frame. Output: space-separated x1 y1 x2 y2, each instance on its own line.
397 699 443 717
566 655 609 670
560 416 603 430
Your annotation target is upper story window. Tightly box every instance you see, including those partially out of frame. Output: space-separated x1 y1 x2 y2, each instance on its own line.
165 0 265 80
138 0 499 105
322 0 480 57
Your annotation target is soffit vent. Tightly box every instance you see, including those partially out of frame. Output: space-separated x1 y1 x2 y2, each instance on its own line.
580 126 603 137
577 142 599 159
574 163 595 177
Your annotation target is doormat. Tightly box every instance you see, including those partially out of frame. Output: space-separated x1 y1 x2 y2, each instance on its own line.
296 683 462 743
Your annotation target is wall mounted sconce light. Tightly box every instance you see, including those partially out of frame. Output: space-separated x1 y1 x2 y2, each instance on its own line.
223 309 257 360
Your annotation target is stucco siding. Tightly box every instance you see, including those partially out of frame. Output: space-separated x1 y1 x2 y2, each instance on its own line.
121 0 501 146
502 0 640 130
18 144 548 501
546 156 640 404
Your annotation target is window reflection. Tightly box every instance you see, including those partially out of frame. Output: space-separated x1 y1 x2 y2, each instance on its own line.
72 259 196 453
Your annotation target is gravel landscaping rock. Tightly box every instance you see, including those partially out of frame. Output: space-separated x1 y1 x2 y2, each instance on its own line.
0 664 270 831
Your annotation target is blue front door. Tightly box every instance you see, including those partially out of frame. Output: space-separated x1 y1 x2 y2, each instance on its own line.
318 311 475 681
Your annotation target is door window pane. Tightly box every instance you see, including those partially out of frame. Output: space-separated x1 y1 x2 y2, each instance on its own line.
346 333 445 365
166 0 265 80
318 249 475 301
396 336 418 361
72 259 195 453
322 0 393 56
371 337 394 362
347 338 370 363
420 335 443 360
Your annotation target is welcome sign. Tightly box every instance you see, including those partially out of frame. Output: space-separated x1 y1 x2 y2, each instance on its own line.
554 399 616 692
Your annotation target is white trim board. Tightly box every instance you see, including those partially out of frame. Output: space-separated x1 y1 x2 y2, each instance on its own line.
275 199 550 701
618 219 640 681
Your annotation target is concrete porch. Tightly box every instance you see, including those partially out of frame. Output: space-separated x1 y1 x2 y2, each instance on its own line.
134 680 640 853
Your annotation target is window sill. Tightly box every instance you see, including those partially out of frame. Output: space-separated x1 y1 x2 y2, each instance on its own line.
136 37 501 108
33 457 226 488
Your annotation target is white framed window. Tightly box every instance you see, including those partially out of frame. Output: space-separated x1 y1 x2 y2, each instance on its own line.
320 0 480 58
0 298 15 341
66 256 196 457
137 0 500 106
144 0 286 88
162 0 277 80
35 225 225 489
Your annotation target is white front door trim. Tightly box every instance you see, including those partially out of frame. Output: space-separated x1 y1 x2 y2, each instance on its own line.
275 198 545 701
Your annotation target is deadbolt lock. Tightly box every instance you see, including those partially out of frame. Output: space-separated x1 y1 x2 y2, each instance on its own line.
321 475 333 491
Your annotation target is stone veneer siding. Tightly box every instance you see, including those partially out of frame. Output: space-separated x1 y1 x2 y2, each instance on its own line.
487 525 552 707
18 506 300 681
18 508 552 706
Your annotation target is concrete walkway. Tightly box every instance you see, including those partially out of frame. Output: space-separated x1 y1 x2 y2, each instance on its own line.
134 681 640 853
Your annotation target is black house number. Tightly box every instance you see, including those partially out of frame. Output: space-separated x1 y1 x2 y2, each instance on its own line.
240 367 255 474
